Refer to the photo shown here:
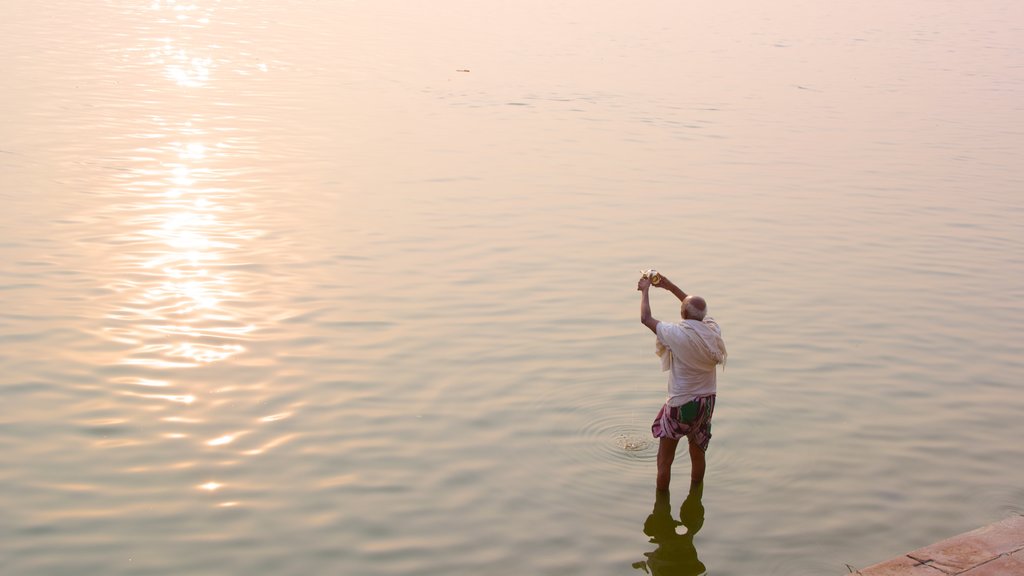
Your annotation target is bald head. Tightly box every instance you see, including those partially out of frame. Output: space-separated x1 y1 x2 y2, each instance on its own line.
681 295 708 321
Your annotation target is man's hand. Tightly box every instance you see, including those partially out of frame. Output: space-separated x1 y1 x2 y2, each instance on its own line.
656 274 689 302
639 277 659 333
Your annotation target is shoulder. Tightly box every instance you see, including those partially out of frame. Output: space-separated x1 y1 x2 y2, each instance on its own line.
656 321 685 342
702 316 721 333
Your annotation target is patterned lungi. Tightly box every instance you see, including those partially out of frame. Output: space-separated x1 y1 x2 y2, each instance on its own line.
651 394 716 452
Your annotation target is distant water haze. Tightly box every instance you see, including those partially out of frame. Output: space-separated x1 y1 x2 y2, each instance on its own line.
1 1 1022 574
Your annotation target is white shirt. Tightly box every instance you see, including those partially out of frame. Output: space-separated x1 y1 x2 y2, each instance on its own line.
655 317 725 406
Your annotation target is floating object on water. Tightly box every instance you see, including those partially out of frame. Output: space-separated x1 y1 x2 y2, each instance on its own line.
616 433 652 452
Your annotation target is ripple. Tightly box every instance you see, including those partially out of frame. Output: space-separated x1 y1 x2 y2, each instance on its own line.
615 433 652 452
979 484 1024 517
578 412 657 465
79 422 130 437
529 385 663 518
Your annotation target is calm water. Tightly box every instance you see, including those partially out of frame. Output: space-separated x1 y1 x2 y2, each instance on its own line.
2 1 1023 574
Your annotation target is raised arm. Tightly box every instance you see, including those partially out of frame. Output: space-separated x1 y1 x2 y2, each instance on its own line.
655 274 688 303
638 277 659 334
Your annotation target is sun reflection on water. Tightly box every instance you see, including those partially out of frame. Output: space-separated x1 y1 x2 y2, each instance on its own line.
87 0 301 507
107 117 257 369
106 124 262 450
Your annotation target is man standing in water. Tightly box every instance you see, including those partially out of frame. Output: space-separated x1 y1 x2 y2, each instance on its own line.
637 272 727 491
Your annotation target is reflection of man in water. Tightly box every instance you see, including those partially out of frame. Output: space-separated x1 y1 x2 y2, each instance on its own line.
633 484 707 575
637 273 727 491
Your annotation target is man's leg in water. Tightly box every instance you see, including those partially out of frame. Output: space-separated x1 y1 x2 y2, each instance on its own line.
656 437 680 491
688 435 706 487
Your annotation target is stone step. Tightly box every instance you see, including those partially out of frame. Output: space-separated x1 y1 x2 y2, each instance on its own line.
855 514 1024 575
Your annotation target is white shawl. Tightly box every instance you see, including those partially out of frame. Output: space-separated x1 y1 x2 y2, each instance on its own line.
655 318 728 371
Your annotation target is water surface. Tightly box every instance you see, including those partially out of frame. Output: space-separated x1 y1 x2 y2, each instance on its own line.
2 1 1023 574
